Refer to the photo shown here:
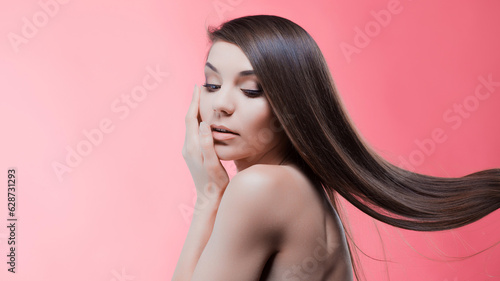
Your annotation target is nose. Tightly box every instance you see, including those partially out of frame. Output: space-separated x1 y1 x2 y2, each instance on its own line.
212 86 235 115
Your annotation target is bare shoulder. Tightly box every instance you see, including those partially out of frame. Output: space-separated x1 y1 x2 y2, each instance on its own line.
229 164 309 202
228 165 352 279
224 163 320 225
223 164 297 213
231 164 294 189
217 164 306 240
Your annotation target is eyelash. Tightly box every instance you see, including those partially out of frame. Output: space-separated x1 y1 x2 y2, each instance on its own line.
202 83 263 98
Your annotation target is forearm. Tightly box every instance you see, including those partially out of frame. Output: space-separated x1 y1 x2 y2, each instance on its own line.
172 195 222 281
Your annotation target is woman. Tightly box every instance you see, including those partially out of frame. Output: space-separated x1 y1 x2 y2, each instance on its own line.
173 15 500 281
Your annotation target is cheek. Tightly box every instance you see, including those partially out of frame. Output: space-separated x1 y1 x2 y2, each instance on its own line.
244 104 274 133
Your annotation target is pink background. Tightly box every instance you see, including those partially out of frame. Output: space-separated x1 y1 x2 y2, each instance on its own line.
1 0 499 280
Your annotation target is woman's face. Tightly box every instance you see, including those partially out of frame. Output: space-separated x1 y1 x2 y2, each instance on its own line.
199 40 289 171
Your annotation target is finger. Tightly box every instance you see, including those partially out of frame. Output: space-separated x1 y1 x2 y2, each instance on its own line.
185 84 201 145
197 103 202 124
197 86 202 124
199 121 219 167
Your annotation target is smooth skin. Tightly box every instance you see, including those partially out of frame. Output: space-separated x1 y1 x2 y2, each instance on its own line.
172 41 353 281
199 41 291 172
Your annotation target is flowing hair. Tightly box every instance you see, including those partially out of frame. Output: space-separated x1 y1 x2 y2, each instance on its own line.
204 14 500 280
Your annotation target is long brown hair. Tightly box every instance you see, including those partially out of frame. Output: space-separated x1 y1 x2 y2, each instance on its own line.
205 14 500 280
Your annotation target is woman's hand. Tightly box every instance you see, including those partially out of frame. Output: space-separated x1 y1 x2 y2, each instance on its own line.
182 85 230 208
172 85 231 281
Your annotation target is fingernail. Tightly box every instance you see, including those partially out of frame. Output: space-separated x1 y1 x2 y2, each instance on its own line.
199 121 210 134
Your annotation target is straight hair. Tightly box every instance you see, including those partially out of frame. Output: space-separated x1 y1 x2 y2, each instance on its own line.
205 14 500 280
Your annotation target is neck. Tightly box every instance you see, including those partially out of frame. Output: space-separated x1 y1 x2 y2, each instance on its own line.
233 139 291 173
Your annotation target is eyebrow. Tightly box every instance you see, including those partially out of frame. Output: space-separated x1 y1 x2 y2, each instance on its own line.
205 61 256 77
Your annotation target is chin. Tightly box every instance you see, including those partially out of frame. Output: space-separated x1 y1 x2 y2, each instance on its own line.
214 145 252 162
213 146 235 161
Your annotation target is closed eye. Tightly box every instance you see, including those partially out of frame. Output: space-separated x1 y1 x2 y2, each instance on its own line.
202 83 221 91
202 83 263 98
241 89 263 96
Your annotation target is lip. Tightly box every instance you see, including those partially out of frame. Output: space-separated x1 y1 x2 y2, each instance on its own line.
210 124 239 135
212 130 238 141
